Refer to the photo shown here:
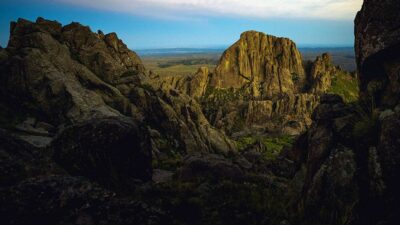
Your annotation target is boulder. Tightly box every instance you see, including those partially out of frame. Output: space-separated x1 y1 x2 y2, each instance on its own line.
177 154 244 182
0 129 62 187
0 176 170 225
52 116 152 190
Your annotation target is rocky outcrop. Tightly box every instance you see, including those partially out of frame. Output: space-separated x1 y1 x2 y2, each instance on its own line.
355 0 400 107
1 18 129 124
283 95 359 224
177 154 245 182
308 53 337 93
149 31 355 136
0 17 235 156
245 94 319 135
0 129 63 187
0 176 170 225
211 31 305 98
130 87 235 155
150 66 210 99
0 17 238 225
283 1 400 224
52 117 152 191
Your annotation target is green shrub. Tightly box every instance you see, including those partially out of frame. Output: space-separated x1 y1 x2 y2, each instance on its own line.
352 97 379 145
236 135 295 160
327 71 359 103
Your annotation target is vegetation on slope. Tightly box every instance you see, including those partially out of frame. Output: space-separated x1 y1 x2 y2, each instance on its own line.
327 71 359 103
236 135 296 160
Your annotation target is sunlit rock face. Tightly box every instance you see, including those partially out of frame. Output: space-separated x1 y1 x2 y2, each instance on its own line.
151 30 351 136
211 31 305 99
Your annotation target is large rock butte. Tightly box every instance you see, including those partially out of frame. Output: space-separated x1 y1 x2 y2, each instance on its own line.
210 31 306 98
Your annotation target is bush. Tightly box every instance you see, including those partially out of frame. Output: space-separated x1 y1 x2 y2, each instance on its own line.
352 98 379 145
236 135 295 160
328 71 359 103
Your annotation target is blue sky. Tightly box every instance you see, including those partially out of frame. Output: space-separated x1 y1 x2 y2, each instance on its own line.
0 0 363 49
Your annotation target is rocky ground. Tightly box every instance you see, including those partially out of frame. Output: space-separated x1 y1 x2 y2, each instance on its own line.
0 0 400 224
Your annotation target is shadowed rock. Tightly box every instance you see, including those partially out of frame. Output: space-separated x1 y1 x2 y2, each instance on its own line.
0 176 170 225
52 117 152 191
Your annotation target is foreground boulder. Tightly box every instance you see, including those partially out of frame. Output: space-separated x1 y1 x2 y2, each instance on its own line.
0 176 170 225
0 129 63 187
177 154 245 182
284 95 359 225
52 117 152 190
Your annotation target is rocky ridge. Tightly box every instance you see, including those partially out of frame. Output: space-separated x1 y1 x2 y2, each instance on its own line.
0 17 235 155
0 17 239 224
155 31 355 135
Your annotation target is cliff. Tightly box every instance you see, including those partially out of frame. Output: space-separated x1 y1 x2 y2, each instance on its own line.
211 31 305 98
355 0 400 107
150 31 356 136
281 1 400 224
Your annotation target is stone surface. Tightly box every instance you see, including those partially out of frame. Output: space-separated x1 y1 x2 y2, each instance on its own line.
0 129 63 187
1 18 128 124
52 116 153 190
177 154 245 182
308 53 337 93
355 0 400 106
0 17 235 157
283 1 400 222
150 66 210 99
0 176 170 225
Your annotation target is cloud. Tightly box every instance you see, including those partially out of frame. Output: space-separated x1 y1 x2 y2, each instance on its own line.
53 0 363 20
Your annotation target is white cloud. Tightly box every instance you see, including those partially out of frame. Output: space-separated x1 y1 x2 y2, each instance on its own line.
54 0 363 20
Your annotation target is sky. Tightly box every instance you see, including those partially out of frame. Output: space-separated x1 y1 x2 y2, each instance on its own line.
0 0 363 49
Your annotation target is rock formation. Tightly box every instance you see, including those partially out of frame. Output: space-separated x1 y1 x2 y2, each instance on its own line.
0 17 235 156
281 1 400 224
1 2 390 223
211 31 305 98
308 53 337 94
52 117 153 191
0 17 239 225
150 66 210 99
151 31 355 136
355 0 400 107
